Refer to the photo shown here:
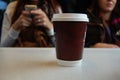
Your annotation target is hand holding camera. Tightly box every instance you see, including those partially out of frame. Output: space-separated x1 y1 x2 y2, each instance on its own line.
24 4 53 30
25 4 42 24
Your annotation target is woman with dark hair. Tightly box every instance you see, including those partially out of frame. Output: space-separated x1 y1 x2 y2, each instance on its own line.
85 0 120 48
0 0 62 47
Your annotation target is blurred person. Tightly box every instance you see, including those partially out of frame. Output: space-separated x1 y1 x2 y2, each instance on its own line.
0 0 62 47
85 0 120 48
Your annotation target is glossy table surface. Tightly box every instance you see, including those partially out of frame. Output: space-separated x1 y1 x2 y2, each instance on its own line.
0 48 120 80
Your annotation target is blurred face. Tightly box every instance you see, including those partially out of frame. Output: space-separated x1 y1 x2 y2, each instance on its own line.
98 0 117 12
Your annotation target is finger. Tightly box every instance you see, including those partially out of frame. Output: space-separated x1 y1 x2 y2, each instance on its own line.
35 22 46 26
25 17 32 22
31 9 43 15
34 15 43 20
34 18 43 24
22 10 30 17
22 19 31 27
20 12 32 22
22 23 30 27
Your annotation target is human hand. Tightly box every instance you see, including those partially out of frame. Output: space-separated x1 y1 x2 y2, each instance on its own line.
92 43 119 48
31 9 53 30
12 10 32 31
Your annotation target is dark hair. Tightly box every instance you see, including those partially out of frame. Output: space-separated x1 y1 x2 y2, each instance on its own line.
91 0 119 17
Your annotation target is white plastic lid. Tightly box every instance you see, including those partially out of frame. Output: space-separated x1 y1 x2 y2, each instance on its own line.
52 13 89 22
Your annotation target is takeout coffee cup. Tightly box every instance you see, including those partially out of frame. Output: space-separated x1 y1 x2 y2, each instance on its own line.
52 13 89 66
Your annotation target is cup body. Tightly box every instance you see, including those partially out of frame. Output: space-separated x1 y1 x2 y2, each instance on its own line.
52 13 89 66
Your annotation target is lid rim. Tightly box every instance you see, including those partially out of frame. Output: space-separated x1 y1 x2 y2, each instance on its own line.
52 13 89 22
52 18 89 22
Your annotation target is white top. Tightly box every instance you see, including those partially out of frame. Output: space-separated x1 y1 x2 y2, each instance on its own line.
0 48 120 80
